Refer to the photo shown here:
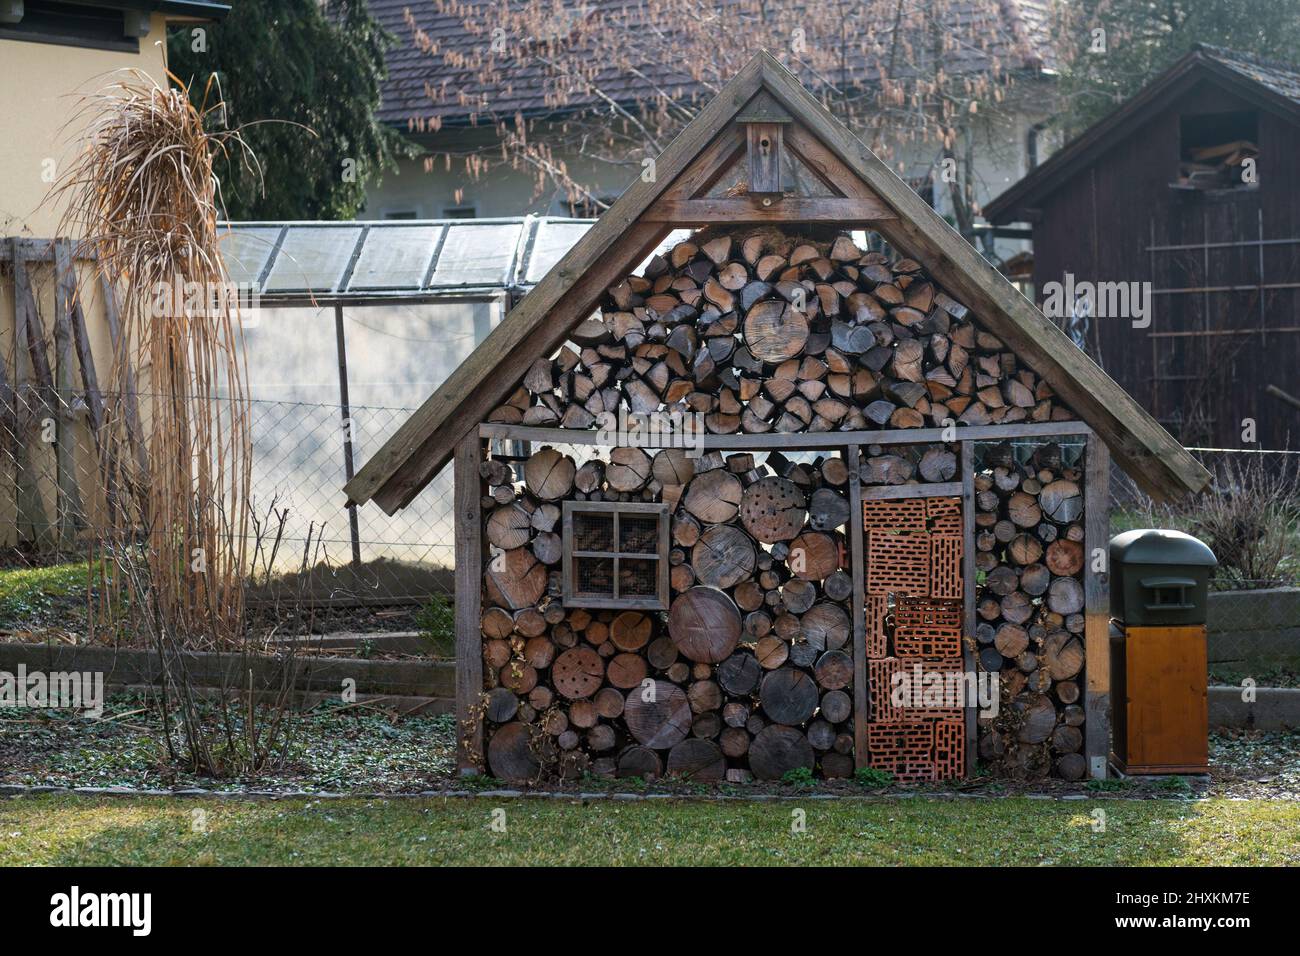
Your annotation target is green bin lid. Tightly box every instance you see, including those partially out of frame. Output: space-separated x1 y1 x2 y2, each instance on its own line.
1109 529 1217 567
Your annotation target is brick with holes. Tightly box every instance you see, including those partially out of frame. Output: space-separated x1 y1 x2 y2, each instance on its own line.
933 717 966 780
894 597 962 657
862 498 928 532
867 530 931 596
926 495 963 534
930 534 963 600
867 720 936 782
865 594 889 658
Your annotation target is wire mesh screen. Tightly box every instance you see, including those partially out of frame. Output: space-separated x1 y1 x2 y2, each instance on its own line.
0 388 455 605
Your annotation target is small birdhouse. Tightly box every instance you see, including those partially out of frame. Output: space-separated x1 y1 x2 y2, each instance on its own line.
736 90 792 197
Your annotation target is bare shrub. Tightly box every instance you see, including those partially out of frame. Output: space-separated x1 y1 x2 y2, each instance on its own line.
1126 456 1300 590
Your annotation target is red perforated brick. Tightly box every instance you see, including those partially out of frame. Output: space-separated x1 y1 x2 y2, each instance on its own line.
933 718 966 780
894 596 963 657
895 597 963 630
868 657 902 722
930 534 963 600
867 531 931 596
926 495 963 534
862 498 927 532
865 595 888 658
867 656 963 723
867 721 936 782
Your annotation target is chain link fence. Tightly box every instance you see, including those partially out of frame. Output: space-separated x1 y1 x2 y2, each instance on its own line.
0 388 455 607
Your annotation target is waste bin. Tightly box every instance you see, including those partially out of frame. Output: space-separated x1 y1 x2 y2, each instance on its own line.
1108 529 1217 775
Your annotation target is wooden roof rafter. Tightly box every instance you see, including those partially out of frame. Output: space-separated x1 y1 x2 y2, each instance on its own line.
345 50 1210 514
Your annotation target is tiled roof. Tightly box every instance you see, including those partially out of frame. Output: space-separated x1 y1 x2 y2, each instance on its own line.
1196 44 1300 106
372 0 1056 127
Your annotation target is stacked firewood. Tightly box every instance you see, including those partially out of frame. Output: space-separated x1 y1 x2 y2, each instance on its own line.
490 229 1073 433
479 446 857 783
973 441 1088 780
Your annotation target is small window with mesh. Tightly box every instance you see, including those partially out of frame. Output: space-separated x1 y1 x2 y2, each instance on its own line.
563 501 668 609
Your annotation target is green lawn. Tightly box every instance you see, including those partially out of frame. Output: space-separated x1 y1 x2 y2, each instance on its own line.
2 794 1297 866
0 561 95 629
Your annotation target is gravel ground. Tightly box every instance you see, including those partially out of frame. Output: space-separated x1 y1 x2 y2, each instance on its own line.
1 694 1295 799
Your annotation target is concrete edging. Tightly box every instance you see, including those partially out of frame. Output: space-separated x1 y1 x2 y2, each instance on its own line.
0 642 455 714
1209 685 1300 731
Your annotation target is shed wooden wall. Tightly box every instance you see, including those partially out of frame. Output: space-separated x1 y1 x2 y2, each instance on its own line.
1027 78 1300 453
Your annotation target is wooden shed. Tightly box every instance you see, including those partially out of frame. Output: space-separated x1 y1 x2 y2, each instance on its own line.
346 52 1209 785
985 45 1300 452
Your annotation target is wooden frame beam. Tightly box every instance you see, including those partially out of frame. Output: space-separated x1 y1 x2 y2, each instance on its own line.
453 429 485 773
960 440 978 775
479 420 1093 449
1084 433 1112 778
642 195 894 224
845 444 868 770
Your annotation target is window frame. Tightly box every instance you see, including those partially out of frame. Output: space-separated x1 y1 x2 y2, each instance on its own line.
562 500 670 610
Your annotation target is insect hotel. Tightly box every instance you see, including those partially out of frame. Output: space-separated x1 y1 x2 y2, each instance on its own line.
345 53 1210 784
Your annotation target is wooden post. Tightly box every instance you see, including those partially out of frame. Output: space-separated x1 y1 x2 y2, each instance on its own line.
1084 433 1112 778
52 241 85 550
453 428 485 772
960 439 978 775
846 443 867 768
333 304 362 566
98 274 148 477
6 239 49 547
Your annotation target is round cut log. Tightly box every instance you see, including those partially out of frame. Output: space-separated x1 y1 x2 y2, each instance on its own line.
744 300 809 362
692 524 757 589
487 722 541 782
1042 631 1084 680
652 447 696 487
616 744 663 780
683 469 744 524
1039 479 1082 523
524 447 576 500
1047 576 1084 615
610 611 653 652
717 650 762 696
819 689 852 724
623 680 693 749
552 646 605 699
760 667 819 724
666 739 726 782
801 603 850 651
607 652 650 689
669 587 741 663
485 687 519 723
787 531 840 581
749 724 815 780
813 649 853 690
484 548 548 610
607 446 652 492
487 503 532 550
739 477 807 542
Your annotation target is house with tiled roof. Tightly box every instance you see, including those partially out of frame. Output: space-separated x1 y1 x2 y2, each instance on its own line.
360 0 1063 249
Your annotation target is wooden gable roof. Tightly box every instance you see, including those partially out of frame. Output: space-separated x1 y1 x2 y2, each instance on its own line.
345 51 1210 513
